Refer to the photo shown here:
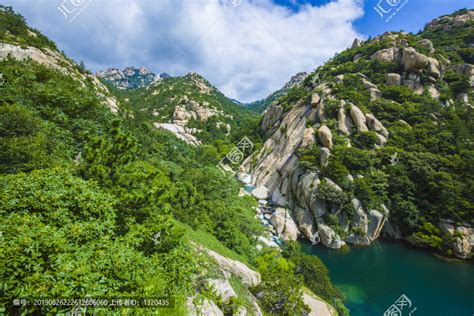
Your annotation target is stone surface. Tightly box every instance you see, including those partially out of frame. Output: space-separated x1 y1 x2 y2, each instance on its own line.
154 123 201 146
270 208 299 241
351 38 362 49
349 105 368 132
370 47 400 63
317 222 344 249
206 249 261 286
320 147 331 167
262 104 284 133
311 93 321 107
302 127 315 148
338 107 354 136
251 186 269 200
318 125 333 149
386 73 401 86
367 209 386 240
207 279 237 301
303 292 334 316
369 88 382 101
365 113 389 138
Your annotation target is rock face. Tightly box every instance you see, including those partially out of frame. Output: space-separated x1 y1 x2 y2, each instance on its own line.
153 123 201 146
425 10 474 32
251 186 270 200
318 125 333 149
303 292 334 316
319 148 331 167
387 73 402 86
338 107 353 135
302 128 315 148
318 222 344 249
172 98 228 128
439 220 473 259
371 47 400 63
194 299 223 316
366 113 389 138
206 249 261 287
262 105 284 133
270 208 299 241
207 279 237 301
349 105 368 132
250 77 391 250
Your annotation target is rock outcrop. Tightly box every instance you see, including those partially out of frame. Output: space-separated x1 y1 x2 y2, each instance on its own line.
349 105 368 132
318 125 333 149
270 208 299 241
439 220 473 259
153 123 202 146
206 249 261 287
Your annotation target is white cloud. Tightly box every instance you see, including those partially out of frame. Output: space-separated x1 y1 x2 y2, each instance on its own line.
7 0 365 102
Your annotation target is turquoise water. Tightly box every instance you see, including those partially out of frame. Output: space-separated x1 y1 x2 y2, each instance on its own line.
301 240 474 316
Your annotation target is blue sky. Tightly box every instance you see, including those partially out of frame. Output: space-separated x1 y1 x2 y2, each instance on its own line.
2 0 472 102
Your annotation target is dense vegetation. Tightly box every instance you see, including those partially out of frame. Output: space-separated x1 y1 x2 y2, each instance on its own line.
0 6 344 315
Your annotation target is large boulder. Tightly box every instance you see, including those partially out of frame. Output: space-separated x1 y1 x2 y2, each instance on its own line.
320 147 331 167
349 105 368 132
318 125 333 149
251 186 269 200
302 292 334 316
401 47 441 78
418 39 435 53
207 279 237 301
317 222 344 249
351 38 362 49
293 206 316 241
270 208 299 241
438 220 473 259
347 198 371 245
365 113 389 138
154 123 202 146
386 73 401 86
370 47 400 63
337 107 354 135
310 93 321 107
206 249 261 286
301 127 315 148
191 299 224 316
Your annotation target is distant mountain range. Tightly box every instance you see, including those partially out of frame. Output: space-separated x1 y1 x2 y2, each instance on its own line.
96 66 170 89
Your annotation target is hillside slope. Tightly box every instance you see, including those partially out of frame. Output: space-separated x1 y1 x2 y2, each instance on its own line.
0 5 345 315
249 9 474 259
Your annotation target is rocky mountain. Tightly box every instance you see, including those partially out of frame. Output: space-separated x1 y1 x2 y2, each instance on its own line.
96 66 169 90
123 72 261 145
247 72 308 113
246 9 474 259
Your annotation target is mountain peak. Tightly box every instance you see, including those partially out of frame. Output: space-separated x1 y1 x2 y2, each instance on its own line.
96 66 169 90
